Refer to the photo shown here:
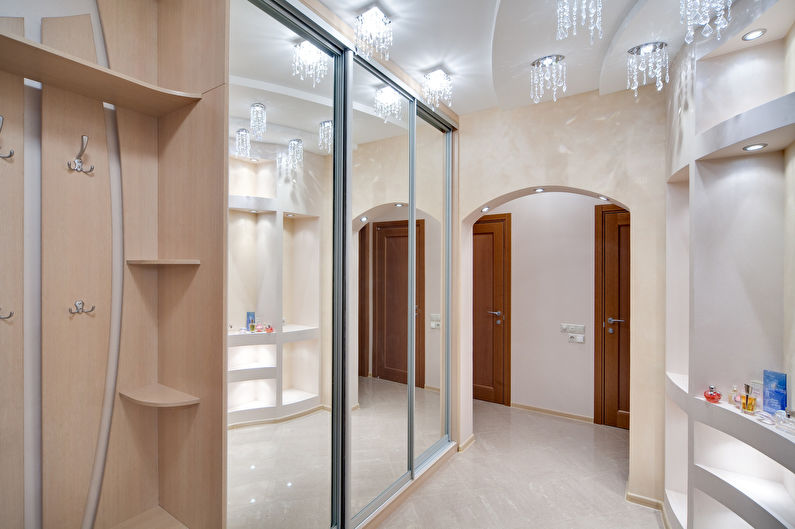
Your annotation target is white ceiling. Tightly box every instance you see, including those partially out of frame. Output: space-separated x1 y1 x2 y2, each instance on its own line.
230 0 790 137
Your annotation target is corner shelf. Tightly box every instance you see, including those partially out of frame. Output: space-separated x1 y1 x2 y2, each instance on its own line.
227 326 319 347
0 32 201 117
126 258 201 266
694 464 795 529
664 489 687 529
690 396 795 475
111 506 187 529
120 383 200 408
227 366 278 383
228 195 279 214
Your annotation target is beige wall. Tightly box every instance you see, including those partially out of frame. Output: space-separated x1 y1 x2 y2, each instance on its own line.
457 86 668 501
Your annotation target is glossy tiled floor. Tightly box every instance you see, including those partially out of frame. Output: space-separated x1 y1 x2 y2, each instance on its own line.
379 399 664 529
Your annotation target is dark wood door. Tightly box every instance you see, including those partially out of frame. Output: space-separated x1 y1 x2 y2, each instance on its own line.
373 220 425 387
472 214 511 405
595 205 630 429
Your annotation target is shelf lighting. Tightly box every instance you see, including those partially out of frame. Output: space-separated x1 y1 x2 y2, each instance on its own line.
286 213 295 217
742 143 767 152
249 210 257 214
535 188 544 193
395 203 404 207
742 28 766 41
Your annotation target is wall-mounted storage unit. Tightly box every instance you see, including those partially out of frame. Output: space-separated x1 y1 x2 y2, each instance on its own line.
664 3 795 528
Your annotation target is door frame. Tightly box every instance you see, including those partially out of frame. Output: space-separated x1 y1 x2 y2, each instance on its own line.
371 219 426 387
593 204 628 425
472 213 511 406
358 224 370 377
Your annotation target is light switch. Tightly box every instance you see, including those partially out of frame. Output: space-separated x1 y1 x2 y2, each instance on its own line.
430 314 441 329
560 323 586 334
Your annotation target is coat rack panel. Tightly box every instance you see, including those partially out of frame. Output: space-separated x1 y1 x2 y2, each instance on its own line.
0 16 25 529
41 15 113 529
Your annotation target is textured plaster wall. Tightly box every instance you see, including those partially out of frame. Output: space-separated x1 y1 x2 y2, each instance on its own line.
457 86 668 501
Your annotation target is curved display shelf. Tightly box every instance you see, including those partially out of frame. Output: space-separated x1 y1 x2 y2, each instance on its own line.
694 464 795 529
0 32 200 117
111 506 187 529
666 372 690 411
664 489 686 529
690 396 795 474
120 383 200 408
695 93 795 160
227 366 277 383
228 194 279 214
126 258 201 266
228 325 320 347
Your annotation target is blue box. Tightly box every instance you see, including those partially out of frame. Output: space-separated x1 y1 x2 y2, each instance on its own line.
246 312 255 327
763 370 787 414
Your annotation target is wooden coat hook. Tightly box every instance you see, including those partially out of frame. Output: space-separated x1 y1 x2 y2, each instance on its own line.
0 115 14 159
67 135 94 174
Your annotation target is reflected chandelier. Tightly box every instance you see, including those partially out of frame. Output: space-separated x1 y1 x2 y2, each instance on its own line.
355 6 392 60
235 128 250 158
556 0 603 43
318 120 333 154
249 103 266 141
627 42 669 97
287 139 303 170
530 55 567 104
422 69 453 109
374 86 403 122
680 0 733 44
292 41 329 87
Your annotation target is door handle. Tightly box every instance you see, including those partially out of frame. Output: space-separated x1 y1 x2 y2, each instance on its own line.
607 317 624 324
487 310 502 316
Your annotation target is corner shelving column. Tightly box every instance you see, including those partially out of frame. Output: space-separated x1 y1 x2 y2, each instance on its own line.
665 4 795 528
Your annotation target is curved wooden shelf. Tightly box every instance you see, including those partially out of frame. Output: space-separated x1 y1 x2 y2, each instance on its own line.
695 93 795 160
111 506 187 529
120 383 199 408
126 258 201 266
0 32 201 117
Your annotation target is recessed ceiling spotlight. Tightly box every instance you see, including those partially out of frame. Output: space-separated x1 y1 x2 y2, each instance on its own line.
598 196 608 201
249 210 257 214
286 213 295 217
535 188 544 193
360 216 368 223
742 28 766 41
742 143 768 152
395 203 404 207
481 206 490 213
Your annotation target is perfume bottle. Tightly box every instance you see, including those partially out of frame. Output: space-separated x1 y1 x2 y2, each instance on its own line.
255 320 264 333
704 385 721 403
729 385 740 408
741 383 756 414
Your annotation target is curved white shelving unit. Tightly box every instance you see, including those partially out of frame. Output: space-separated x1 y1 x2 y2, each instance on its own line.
695 93 795 160
666 372 690 412
227 366 277 383
120 383 200 408
694 464 795 529
228 194 279 214
690 397 795 475
227 325 320 347
664 489 687 529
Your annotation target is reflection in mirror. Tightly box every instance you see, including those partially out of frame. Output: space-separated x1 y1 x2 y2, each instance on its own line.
349 61 411 515
414 115 446 460
226 1 333 527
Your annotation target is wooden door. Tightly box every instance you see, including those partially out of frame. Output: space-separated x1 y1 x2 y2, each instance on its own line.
373 220 425 387
595 205 631 429
472 214 511 405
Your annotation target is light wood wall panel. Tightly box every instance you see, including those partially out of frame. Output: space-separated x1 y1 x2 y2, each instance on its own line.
157 0 228 93
96 0 158 84
94 108 160 528
41 15 112 529
157 84 227 529
0 16 25 529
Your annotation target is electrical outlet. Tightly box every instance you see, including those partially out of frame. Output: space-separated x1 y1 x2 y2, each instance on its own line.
568 333 585 344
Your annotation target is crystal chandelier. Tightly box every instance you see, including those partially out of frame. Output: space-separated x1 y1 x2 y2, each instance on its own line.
374 86 403 122
627 42 669 97
355 6 392 60
556 0 603 43
287 139 303 170
530 55 567 104
318 120 333 154
235 128 250 158
292 41 329 87
680 0 732 44
422 69 452 109
249 103 266 141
